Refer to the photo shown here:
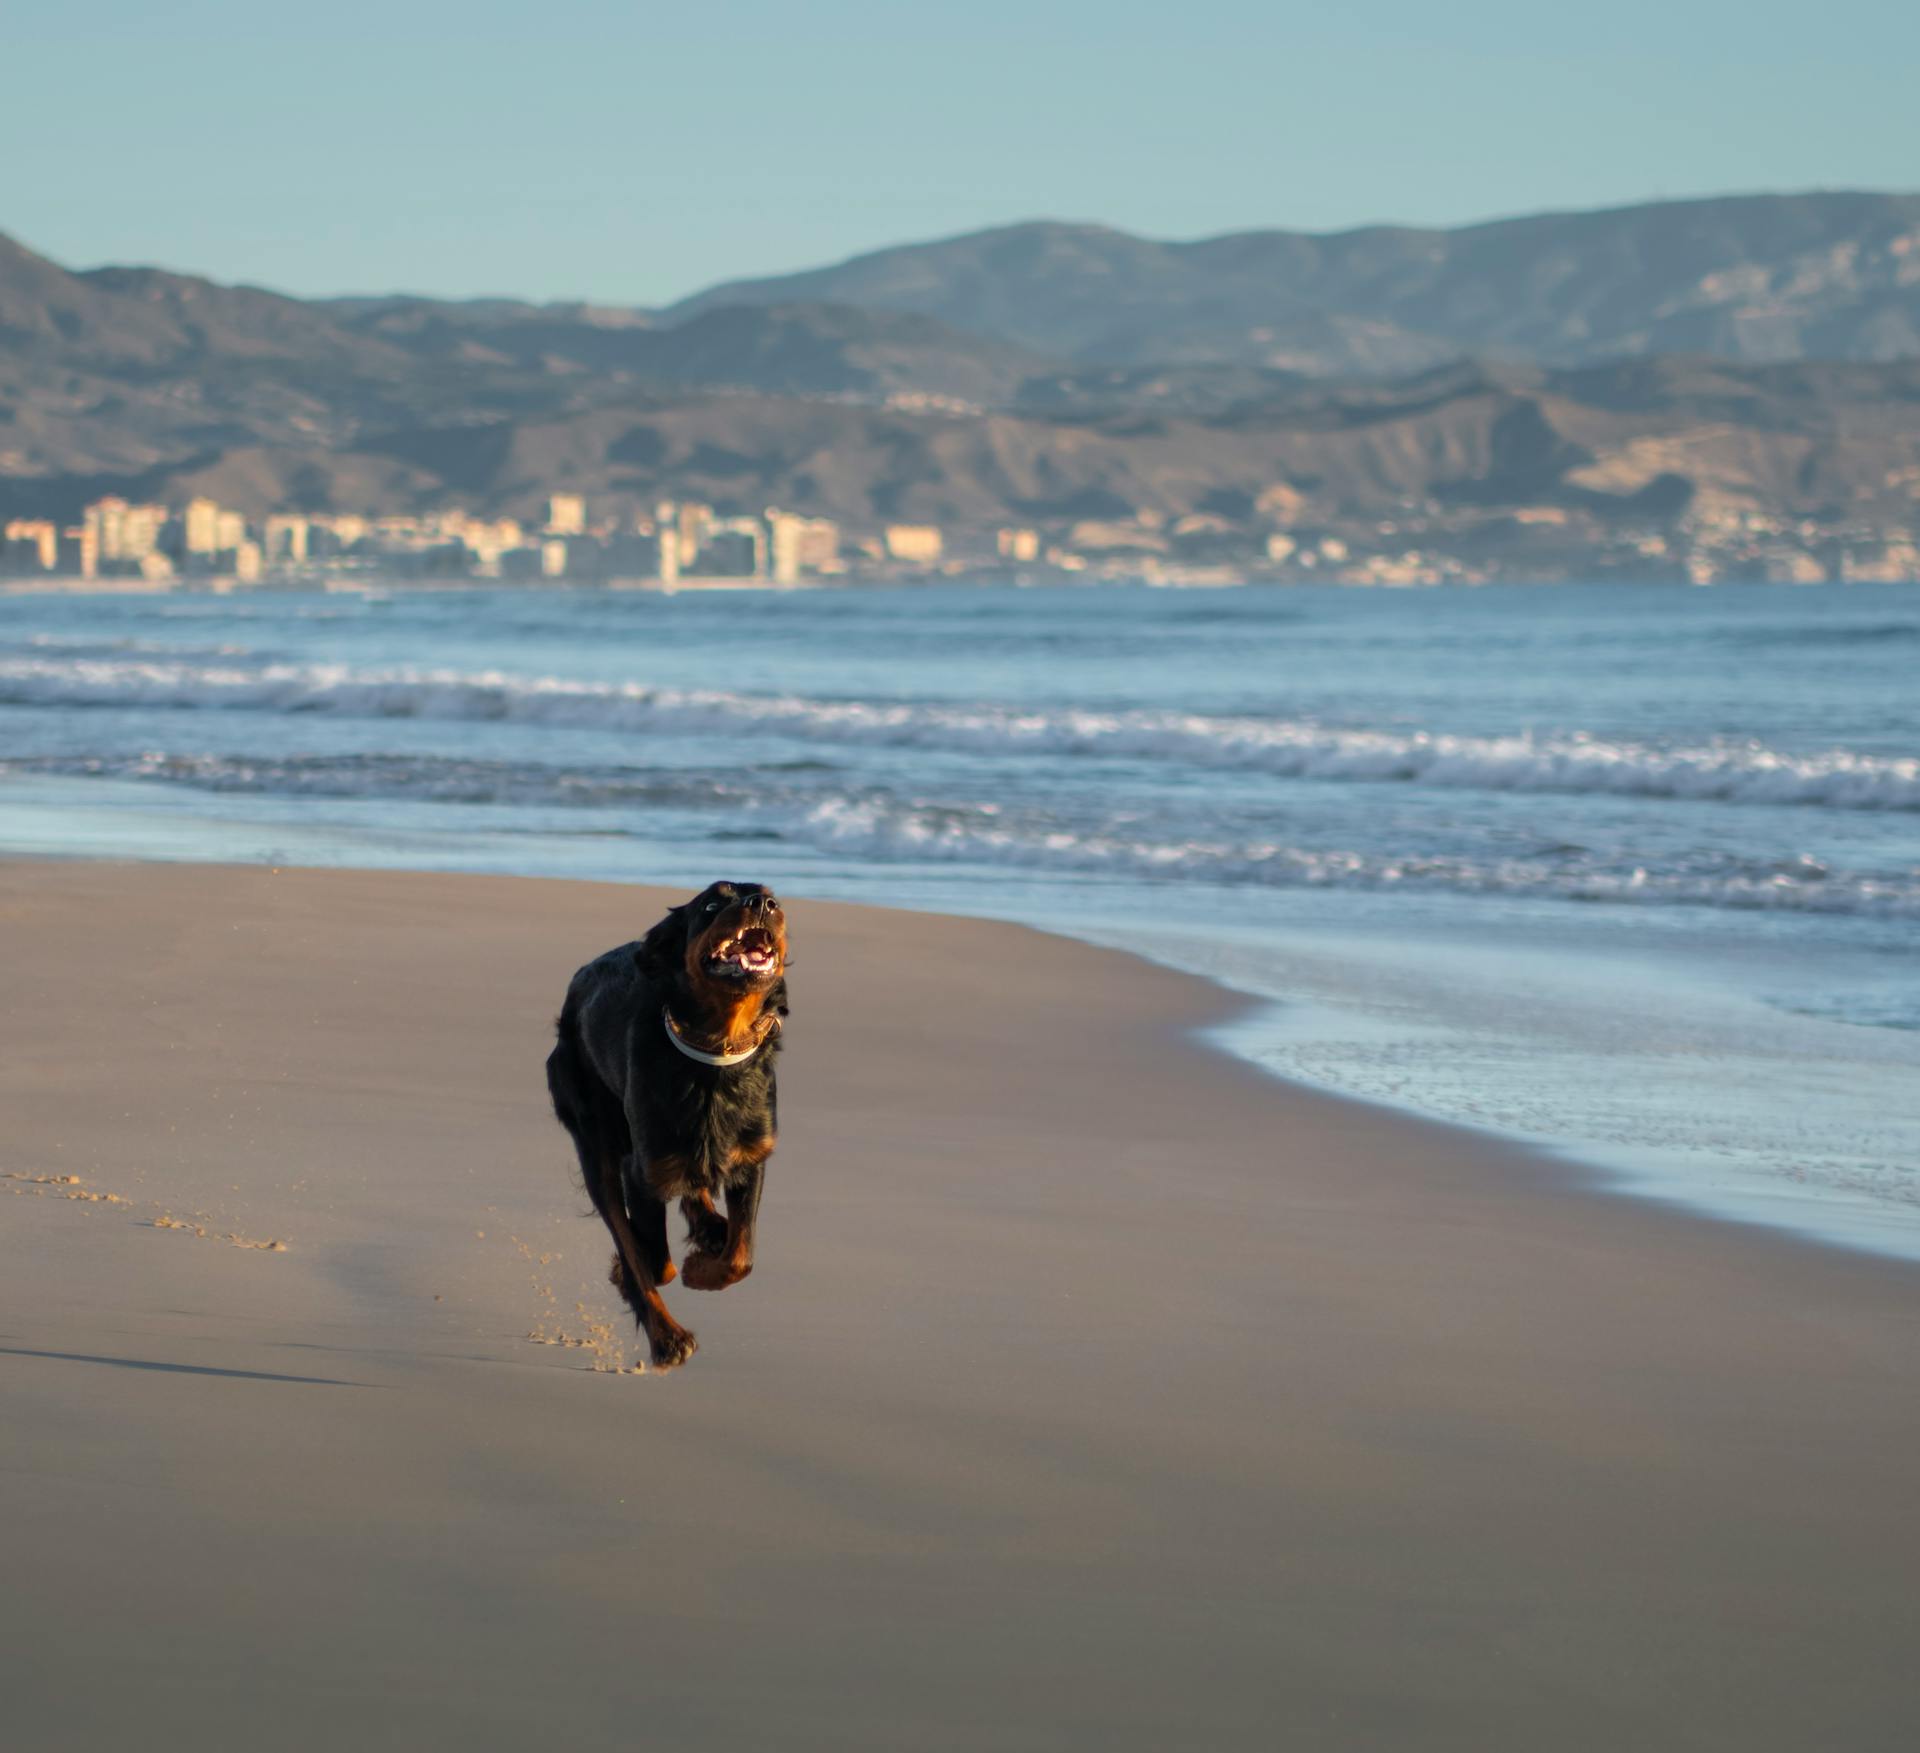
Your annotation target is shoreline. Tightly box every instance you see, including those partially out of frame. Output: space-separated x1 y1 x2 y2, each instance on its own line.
3 858 1918 1748
13 831 1916 1273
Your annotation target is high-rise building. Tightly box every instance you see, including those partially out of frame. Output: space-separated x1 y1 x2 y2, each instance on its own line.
767 510 840 583
183 498 223 556
676 501 713 569
83 497 128 561
546 494 586 536
59 525 100 579
81 497 167 566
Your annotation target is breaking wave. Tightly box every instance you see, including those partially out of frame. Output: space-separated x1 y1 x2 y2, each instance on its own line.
2 654 1916 812
8 746 1914 919
798 796 1920 919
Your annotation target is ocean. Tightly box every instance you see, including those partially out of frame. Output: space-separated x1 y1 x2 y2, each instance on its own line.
3 579 1916 1260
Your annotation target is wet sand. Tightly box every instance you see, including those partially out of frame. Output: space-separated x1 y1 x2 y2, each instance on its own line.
2 860 1916 1750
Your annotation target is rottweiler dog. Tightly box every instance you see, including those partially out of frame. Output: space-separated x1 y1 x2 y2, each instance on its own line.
545 881 789 1369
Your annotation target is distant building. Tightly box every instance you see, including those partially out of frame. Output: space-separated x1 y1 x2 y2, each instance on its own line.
884 524 944 565
546 494 586 536
84 498 169 568
996 527 1041 563
263 514 311 564
183 498 223 557
767 509 840 583
701 516 768 579
2 518 59 573
59 525 99 579
676 501 714 569
215 510 248 553
82 497 128 561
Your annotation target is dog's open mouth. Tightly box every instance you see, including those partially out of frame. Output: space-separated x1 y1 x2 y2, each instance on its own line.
704 926 780 979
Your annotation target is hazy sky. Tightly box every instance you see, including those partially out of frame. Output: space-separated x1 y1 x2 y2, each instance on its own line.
7 0 1914 305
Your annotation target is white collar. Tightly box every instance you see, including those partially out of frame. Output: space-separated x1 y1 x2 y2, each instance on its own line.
661 1007 776 1068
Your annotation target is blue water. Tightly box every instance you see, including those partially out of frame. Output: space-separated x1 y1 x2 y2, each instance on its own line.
4 581 1917 1259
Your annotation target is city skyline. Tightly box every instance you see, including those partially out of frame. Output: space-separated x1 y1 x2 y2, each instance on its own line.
6 0 1915 305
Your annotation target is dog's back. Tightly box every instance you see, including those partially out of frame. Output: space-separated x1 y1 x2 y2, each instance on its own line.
550 940 651 1112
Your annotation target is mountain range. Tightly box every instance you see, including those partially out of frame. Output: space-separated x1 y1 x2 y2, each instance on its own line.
4 192 1920 533
664 193 1920 375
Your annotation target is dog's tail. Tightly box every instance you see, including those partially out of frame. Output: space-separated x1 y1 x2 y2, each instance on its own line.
546 1001 587 1130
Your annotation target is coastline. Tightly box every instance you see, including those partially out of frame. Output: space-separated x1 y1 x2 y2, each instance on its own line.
3 859 1917 1749
1092 912 1920 1268
12 771 1914 1270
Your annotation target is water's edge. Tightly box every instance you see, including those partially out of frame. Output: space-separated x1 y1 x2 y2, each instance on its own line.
12 843 1916 1274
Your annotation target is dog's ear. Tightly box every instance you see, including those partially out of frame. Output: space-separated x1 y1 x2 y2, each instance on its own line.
633 902 690 979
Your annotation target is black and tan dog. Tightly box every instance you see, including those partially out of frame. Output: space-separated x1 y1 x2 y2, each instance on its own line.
545 881 789 1369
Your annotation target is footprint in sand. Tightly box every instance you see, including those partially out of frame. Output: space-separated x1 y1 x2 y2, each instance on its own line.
5 1170 130 1206
6 1170 288 1251
150 1212 289 1251
506 1232 644 1373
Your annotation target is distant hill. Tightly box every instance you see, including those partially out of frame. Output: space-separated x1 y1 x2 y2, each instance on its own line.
9 346 1918 541
5 198 1920 542
322 296 1049 405
665 193 1920 375
0 231 1051 496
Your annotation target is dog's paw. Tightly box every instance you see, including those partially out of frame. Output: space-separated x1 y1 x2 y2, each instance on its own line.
648 1326 699 1370
681 1252 751 1291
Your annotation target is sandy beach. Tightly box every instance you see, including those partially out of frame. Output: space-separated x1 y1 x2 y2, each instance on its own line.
3 859 1917 1751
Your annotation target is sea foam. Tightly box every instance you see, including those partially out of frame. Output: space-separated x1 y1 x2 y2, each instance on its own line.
2 654 1915 812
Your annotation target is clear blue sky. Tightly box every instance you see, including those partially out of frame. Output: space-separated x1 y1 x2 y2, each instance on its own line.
6 0 1914 306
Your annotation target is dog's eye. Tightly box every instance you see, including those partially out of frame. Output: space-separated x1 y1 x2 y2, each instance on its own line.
705 900 722 913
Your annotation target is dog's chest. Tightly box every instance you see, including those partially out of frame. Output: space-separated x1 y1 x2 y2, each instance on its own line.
641 1065 772 1196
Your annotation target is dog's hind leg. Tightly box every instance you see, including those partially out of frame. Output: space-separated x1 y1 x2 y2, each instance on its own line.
548 1038 693 1364
608 1166 697 1369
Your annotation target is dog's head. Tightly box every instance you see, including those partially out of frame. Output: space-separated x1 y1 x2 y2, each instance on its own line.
639 881 789 1003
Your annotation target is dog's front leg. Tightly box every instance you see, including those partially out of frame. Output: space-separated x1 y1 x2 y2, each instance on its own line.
682 1147 767 1291
679 1189 728 1258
